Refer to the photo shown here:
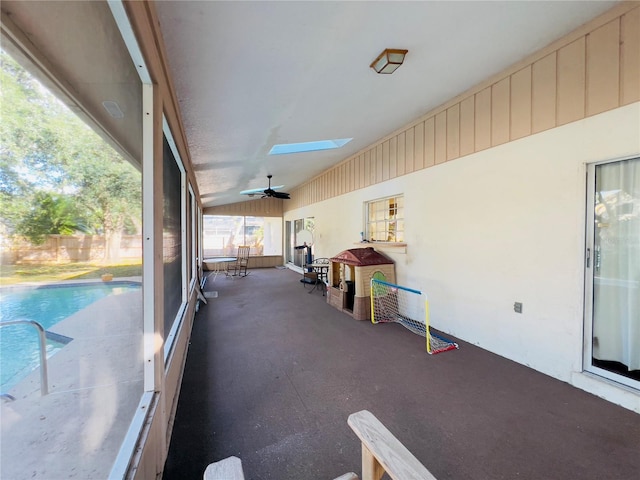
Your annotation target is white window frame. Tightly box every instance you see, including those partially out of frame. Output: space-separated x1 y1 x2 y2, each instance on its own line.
108 2 154 476
364 194 404 243
189 184 196 291
162 116 187 361
198 205 203 283
583 156 640 391
203 215 283 257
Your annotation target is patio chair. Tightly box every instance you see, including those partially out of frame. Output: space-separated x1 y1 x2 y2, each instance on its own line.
303 257 330 295
228 246 250 277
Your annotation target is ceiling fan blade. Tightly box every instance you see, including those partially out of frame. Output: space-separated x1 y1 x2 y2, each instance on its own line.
272 191 290 199
242 175 289 199
240 185 284 195
240 187 267 195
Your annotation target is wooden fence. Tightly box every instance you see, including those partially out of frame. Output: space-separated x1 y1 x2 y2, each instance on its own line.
3 235 142 264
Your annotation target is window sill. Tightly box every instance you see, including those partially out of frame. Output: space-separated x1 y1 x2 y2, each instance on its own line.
353 242 407 253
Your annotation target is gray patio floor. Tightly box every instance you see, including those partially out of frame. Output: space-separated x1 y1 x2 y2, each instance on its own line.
164 267 640 480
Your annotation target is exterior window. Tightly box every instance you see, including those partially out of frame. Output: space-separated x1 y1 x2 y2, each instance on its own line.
365 195 404 242
203 215 282 256
189 185 197 289
0 49 144 478
162 129 187 358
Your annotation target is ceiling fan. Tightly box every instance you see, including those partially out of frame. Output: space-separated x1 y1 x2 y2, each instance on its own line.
240 174 290 199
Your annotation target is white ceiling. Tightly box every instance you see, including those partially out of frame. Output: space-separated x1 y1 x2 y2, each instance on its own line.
156 0 618 208
1 1 619 209
1 0 143 166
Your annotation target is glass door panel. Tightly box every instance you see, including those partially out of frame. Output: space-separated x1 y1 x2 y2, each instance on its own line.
586 157 640 388
285 221 292 264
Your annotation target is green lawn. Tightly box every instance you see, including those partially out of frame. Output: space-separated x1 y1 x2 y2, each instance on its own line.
0 261 142 285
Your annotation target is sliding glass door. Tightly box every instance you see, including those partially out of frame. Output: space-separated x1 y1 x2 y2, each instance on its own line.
585 157 639 389
285 218 315 267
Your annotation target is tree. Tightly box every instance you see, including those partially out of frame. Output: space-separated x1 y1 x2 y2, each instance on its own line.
0 50 141 261
0 52 68 190
1 52 54 232
16 192 89 245
66 134 141 260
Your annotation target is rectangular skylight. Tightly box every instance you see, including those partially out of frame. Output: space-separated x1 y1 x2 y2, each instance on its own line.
269 138 352 155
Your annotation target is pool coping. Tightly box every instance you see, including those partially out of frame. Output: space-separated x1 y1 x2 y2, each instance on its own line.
0 276 142 290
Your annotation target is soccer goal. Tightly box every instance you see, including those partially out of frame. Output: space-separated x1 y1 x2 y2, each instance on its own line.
370 278 458 355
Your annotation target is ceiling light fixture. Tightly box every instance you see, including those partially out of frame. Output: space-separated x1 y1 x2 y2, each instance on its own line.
370 48 408 74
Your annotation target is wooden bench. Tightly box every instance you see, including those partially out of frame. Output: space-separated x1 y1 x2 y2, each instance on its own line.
203 456 244 480
344 410 437 480
203 411 436 480
334 473 359 480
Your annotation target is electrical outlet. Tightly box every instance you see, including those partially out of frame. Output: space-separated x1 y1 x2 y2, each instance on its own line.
514 302 523 313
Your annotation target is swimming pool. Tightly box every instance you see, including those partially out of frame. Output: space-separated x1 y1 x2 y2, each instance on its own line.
0 281 141 393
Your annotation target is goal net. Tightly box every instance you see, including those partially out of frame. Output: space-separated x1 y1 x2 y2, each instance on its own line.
370 278 458 355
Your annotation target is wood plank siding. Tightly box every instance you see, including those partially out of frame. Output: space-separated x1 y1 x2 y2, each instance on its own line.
286 4 640 212
204 197 283 217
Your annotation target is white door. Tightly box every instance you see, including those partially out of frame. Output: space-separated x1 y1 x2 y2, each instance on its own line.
584 157 640 389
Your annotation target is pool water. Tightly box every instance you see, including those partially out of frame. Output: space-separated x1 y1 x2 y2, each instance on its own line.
0 281 141 393
0 332 68 394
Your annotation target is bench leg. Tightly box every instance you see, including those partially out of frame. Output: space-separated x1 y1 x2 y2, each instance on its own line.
362 446 385 480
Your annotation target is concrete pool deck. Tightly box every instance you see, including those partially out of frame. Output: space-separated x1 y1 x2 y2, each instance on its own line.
1 278 143 479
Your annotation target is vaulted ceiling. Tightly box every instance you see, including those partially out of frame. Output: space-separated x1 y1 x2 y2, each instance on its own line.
1 1 620 208
155 1 618 207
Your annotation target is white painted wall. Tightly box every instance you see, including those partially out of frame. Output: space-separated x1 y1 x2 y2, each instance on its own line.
285 103 640 412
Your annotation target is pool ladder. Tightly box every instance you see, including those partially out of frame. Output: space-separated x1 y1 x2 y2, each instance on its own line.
0 319 49 396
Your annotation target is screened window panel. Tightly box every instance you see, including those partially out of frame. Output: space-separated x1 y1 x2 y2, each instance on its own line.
163 136 183 336
203 215 283 257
